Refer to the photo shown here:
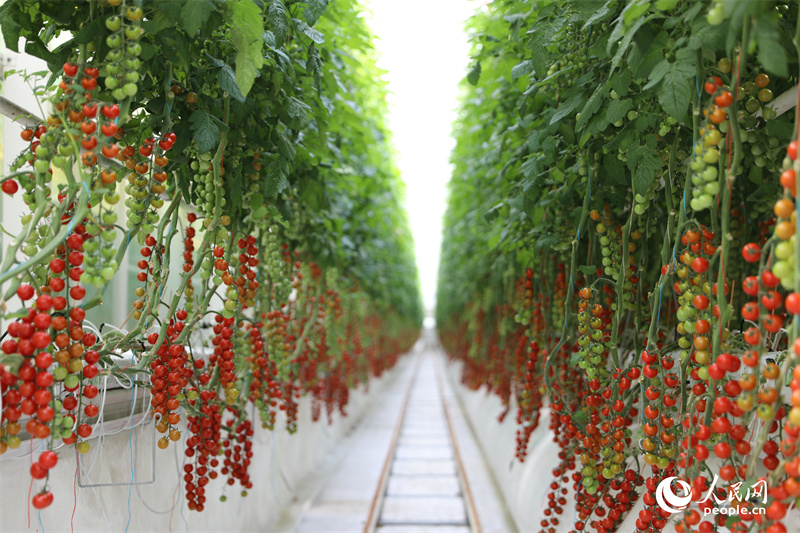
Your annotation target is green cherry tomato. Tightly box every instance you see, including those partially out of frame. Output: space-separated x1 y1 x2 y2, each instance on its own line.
125 26 143 40
105 15 122 31
126 6 143 21
106 34 123 48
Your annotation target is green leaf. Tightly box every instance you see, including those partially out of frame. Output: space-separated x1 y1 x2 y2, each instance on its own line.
549 95 583 126
304 0 327 26
157 32 191 71
583 0 615 29
307 43 322 95
643 59 671 89
627 136 661 194
527 26 553 77
609 14 655 74
265 157 290 197
659 67 692 120
609 69 633 97
754 14 788 78
229 0 265 97
181 0 216 36
249 194 268 219
72 17 106 45
576 85 607 130
766 117 793 140
578 265 597 276
606 99 633 123
293 18 324 44
511 60 534 80
623 0 651 26
268 0 289 44
467 61 481 85
0 3 22 52
282 97 311 129
748 165 763 185
275 130 296 161
189 110 222 153
217 64 246 102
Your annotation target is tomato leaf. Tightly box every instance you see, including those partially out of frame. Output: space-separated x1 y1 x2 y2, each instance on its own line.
754 14 788 78
606 99 633 123
582 0 615 29
293 18 325 44
268 0 289 44
229 0 265 97
609 14 656 74
658 67 692 120
304 0 328 26
283 97 311 130
627 135 661 195
467 61 481 85
609 69 632 97
511 60 534 80
265 157 290 197
0 2 22 52
549 95 583 126
307 43 323 96
623 0 652 27
217 64 246 103
526 26 553 77
189 110 222 153
181 0 216 36
275 130 297 161
576 85 607 131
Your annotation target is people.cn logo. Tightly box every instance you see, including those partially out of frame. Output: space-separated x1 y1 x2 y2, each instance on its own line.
655 477 693 513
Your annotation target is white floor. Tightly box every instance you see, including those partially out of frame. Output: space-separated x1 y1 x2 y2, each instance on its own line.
277 343 516 533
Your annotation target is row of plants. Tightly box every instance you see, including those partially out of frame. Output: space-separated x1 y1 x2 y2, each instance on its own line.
438 1 800 532
0 0 421 514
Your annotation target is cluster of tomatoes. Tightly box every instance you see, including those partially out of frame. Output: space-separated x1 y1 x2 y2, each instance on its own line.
0 226 101 508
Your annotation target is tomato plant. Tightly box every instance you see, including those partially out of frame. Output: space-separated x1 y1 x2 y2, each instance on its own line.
439 1 800 532
0 0 421 513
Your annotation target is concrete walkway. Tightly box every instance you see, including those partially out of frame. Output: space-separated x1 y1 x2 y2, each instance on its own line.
281 342 516 533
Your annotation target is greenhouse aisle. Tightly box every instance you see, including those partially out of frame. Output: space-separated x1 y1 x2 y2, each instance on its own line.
283 339 516 533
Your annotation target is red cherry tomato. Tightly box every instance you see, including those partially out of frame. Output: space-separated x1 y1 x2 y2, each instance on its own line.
742 242 761 262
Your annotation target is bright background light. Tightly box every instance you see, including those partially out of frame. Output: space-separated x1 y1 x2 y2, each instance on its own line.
363 0 478 313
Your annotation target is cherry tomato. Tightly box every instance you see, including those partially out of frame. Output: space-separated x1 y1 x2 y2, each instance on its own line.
742 242 761 262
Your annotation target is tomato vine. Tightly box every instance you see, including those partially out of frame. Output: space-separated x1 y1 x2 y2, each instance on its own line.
0 0 421 513
439 2 800 532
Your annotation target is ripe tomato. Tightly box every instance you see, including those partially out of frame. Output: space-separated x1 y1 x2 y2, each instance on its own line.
743 327 760 345
754 73 770 88
781 168 797 196
741 242 761 262
32 491 53 509
1 180 19 195
63 62 78 77
786 292 800 314
741 302 759 321
761 290 783 310
714 91 733 108
761 270 780 288
774 198 794 218
709 106 727 124
788 140 799 160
